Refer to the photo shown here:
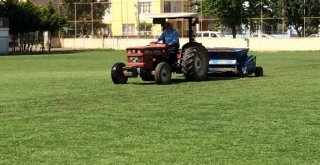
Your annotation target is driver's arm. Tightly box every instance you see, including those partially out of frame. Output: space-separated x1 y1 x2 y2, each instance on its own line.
157 31 165 42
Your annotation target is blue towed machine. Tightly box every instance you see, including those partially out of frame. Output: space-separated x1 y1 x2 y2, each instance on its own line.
206 48 263 77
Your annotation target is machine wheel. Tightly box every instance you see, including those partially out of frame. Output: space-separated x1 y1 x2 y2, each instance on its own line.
154 62 172 84
181 43 209 81
111 62 128 84
255 66 264 77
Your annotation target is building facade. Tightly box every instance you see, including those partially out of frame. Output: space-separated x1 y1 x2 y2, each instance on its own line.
104 0 197 37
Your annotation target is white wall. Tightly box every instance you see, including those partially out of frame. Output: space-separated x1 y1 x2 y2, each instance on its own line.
52 37 320 52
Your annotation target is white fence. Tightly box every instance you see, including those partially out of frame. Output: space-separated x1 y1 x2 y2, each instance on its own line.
51 37 320 52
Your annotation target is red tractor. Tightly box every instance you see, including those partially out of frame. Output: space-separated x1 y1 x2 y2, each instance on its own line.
111 13 209 84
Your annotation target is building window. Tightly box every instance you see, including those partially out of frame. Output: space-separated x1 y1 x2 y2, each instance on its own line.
138 2 152 14
164 1 171 13
184 1 193 12
123 24 135 36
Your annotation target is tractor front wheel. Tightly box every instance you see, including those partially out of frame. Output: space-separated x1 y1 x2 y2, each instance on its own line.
255 66 264 77
111 62 128 84
154 62 172 84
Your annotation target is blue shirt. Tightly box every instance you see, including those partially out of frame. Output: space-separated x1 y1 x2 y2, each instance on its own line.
157 29 179 45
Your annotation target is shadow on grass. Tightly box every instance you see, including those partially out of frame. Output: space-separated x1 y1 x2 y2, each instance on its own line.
131 76 241 86
0 49 116 56
1 50 74 56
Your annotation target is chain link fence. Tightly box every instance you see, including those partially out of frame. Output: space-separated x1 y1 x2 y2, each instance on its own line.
55 2 111 38
54 0 320 39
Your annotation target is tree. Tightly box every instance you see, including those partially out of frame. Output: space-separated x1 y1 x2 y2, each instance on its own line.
39 2 66 33
0 0 66 52
37 2 66 51
269 0 320 37
202 0 258 38
283 0 304 36
0 0 39 51
248 0 289 34
305 0 320 36
0 1 5 16
201 0 319 37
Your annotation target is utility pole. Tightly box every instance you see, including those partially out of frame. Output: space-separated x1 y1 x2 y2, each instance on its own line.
75 3 77 38
135 3 140 38
91 2 94 36
303 0 306 37
260 0 263 35
74 3 77 50
282 0 285 34
200 0 203 31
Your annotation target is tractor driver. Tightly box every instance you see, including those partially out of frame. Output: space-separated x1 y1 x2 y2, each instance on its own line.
157 22 180 64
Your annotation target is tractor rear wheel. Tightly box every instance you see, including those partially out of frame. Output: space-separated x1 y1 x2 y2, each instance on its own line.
181 43 209 81
111 62 128 84
154 62 172 84
255 66 264 77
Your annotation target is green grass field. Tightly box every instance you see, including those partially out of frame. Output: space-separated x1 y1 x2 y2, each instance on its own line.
0 50 319 164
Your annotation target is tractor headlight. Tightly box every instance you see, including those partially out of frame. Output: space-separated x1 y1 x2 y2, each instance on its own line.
128 49 143 54
128 49 138 54
129 57 139 63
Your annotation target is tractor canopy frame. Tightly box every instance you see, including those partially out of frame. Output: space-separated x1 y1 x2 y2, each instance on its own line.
149 12 199 43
